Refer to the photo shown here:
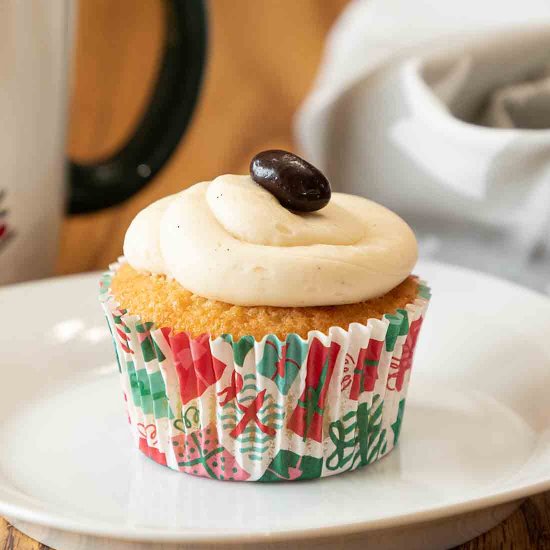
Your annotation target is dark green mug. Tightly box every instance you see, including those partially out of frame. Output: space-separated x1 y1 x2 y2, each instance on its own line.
71 0 207 213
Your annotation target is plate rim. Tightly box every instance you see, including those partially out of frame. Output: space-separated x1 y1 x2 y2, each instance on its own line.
1 478 549 544
1 260 549 543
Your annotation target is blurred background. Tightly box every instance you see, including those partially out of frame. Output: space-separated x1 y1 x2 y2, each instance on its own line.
2 0 550 291
61 0 348 274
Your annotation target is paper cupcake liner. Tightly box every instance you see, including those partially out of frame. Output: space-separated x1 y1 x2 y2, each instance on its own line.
99 259 431 482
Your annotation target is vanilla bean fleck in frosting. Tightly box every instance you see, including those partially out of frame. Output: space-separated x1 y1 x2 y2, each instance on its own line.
123 174 417 306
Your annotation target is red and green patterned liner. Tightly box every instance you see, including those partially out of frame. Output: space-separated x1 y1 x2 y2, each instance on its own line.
99 259 430 481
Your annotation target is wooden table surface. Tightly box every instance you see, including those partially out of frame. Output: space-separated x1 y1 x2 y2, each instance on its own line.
3 1 549 548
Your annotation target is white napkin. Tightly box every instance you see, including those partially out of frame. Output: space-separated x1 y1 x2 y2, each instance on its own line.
482 65 550 129
295 0 550 292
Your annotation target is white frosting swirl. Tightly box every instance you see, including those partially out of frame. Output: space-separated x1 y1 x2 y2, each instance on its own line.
123 175 418 306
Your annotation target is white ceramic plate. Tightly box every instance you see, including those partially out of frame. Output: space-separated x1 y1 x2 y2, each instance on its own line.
0 261 549 550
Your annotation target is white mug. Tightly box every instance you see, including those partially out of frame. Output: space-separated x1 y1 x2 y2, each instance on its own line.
0 0 207 286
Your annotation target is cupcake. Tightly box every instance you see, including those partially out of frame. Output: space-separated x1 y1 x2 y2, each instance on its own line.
100 150 430 481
